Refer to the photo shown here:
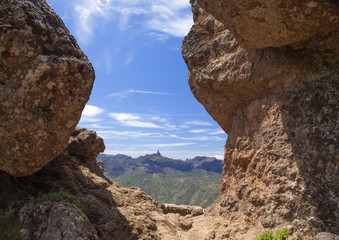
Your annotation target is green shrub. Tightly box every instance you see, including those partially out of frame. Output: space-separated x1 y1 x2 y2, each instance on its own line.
29 190 87 214
257 231 274 240
0 209 23 240
257 228 292 240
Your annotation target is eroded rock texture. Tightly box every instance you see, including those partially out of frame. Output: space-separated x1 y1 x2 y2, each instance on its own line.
196 0 339 49
0 0 94 176
182 0 339 238
19 202 98 240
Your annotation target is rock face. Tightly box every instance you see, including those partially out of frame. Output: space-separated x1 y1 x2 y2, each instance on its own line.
182 0 339 238
0 0 95 177
196 0 339 49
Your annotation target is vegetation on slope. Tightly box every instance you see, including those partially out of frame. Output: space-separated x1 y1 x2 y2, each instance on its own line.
97 152 224 208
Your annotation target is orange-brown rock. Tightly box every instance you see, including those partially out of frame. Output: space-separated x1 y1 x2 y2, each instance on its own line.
0 0 94 177
182 0 339 238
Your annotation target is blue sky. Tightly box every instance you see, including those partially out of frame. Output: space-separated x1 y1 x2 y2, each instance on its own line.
47 0 227 160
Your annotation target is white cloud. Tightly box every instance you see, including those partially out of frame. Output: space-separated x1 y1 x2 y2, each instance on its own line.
79 116 102 123
189 129 208 133
82 105 104 117
146 14 193 38
128 90 171 95
138 142 195 148
107 89 171 100
73 0 113 45
149 32 169 41
72 0 193 44
97 130 159 139
208 129 226 135
151 116 167 123
169 134 224 141
79 105 105 123
109 112 164 128
164 123 178 130
211 155 224 160
185 120 214 126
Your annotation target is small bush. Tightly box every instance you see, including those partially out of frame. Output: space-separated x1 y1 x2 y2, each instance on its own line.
0 209 23 240
29 190 87 214
257 228 292 240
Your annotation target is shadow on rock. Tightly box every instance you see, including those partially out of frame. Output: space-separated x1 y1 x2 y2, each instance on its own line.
0 128 137 239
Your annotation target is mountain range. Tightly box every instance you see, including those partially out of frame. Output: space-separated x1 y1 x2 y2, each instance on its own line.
97 151 224 208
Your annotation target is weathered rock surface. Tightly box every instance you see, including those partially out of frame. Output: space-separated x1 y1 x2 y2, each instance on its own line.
182 0 338 133
196 0 339 49
18 202 98 240
315 232 339 240
182 0 339 239
0 0 95 177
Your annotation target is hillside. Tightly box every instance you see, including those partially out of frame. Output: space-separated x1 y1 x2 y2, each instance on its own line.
97 152 224 208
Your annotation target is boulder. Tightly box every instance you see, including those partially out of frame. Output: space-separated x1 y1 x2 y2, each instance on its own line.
67 127 106 177
161 203 204 217
19 202 98 240
0 0 95 176
67 128 105 162
315 232 339 240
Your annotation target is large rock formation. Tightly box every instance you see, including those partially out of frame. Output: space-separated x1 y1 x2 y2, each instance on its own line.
182 0 339 238
0 0 94 177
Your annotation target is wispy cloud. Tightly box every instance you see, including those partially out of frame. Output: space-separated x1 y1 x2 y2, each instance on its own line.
73 0 113 45
189 129 208 134
208 129 226 135
107 89 171 100
138 142 195 148
169 134 224 141
97 130 159 139
185 120 214 126
72 0 193 44
151 116 167 123
124 53 134 66
129 90 171 95
109 112 164 128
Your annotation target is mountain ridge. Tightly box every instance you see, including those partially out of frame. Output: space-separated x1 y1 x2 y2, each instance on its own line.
97 152 224 208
